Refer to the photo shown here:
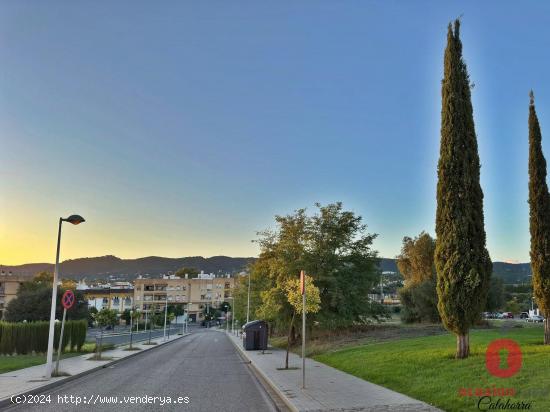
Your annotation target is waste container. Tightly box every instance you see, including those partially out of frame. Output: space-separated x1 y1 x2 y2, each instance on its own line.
242 320 268 350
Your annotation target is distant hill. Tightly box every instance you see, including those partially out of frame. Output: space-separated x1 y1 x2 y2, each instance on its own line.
379 258 531 285
0 255 255 280
1 255 532 284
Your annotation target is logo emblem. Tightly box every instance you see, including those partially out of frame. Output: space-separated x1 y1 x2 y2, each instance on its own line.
485 339 522 378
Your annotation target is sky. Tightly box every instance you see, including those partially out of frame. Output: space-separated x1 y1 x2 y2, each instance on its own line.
1 1 550 265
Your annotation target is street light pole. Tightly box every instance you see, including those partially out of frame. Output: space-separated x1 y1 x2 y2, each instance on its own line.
45 215 85 379
246 273 251 324
163 298 168 341
230 296 235 334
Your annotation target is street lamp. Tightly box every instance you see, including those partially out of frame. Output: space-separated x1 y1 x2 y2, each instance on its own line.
228 296 235 334
163 297 169 341
45 214 85 378
246 273 251 324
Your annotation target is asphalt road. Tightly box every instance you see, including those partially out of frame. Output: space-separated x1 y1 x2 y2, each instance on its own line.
87 325 187 347
5 330 278 412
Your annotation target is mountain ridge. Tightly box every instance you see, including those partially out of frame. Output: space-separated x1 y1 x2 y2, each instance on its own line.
1 255 532 284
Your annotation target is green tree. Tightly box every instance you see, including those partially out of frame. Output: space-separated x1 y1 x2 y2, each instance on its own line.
306 203 382 326
219 301 230 313
175 267 200 278
251 202 383 342
397 232 436 285
121 309 132 325
399 278 439 324
282 275 321 369
485 276 505 312
168 305 184 317
232 270 267 331
88 306 98 327
528 91 550 344
505 299 521 314
397 232 439 324
92 308 118 359
94 308 118 329
5 287 88 322
435 20 492 359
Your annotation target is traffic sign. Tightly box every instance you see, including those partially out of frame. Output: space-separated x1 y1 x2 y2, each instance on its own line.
62 290 75 310
300 270 305 295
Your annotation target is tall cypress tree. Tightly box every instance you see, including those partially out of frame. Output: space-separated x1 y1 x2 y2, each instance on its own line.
434 20 492 359
528 91 550 345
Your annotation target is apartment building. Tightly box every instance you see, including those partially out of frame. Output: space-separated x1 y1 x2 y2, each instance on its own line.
134 271 234 323
77 281 134 313
0 273 26 319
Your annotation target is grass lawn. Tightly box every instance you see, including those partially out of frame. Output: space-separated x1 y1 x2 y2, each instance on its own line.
314 325 550 412
0 355 49 374
0 341 108 374
0 352 84 374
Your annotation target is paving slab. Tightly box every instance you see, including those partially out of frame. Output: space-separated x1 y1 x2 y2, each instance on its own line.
225 331 442 412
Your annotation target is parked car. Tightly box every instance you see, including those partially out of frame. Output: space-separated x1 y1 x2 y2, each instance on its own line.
502 312 514 319
527 315 544 323
519 312 529 319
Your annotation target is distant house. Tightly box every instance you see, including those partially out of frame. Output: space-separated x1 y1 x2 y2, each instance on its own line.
78 280 134 314
0 272 26 319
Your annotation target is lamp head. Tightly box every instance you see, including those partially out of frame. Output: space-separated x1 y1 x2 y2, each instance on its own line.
63 215 85 225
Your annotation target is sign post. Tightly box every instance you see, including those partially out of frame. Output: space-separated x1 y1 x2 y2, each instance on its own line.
300 270 306 389
129 307 134 349
55 290 75 376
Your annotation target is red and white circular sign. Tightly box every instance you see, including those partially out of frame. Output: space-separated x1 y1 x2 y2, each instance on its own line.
62 290 75 310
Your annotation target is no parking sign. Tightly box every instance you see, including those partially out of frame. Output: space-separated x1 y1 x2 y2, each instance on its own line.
62 290 75 310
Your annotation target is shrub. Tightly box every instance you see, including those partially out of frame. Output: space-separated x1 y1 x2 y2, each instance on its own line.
0 320 88 355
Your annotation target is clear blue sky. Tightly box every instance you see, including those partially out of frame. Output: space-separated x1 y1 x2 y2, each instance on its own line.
1 1 549 264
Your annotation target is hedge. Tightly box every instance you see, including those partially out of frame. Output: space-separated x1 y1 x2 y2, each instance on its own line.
0 320 87 355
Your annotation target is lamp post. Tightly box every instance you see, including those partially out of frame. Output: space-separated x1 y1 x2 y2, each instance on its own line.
246 273 251 324
163 298 169 341
45 214 85 378
229 296 235 334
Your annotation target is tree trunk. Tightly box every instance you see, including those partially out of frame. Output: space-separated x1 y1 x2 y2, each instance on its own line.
285 311 296 370
544 318 550 345
456 333 469 359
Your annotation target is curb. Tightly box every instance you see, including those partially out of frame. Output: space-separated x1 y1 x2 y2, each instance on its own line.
225 331 299 412
0 333 191 410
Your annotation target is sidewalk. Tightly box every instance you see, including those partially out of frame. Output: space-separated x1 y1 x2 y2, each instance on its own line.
0 333 188 405
226 331 441 412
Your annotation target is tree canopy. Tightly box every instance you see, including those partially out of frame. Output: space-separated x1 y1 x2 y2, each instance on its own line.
5 283 88 322
528 90 550 344
435 20 491 358
397 231 436 285
249 202 383 333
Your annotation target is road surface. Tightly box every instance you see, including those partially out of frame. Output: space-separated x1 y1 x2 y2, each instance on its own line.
5 330 278 412
87 325 187 347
